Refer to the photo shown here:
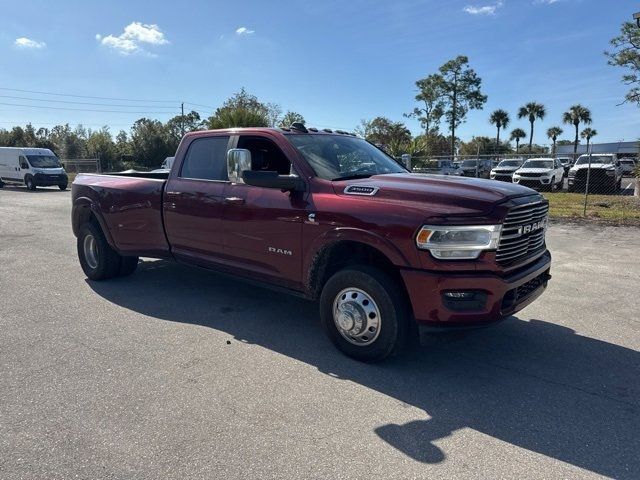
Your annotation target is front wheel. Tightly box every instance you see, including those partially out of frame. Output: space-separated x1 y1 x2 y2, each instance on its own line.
319 265 409 362
25 176 36 190
59 183 68 191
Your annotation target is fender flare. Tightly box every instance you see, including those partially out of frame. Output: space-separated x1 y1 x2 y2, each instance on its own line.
72 196 118 250
304 227 411 293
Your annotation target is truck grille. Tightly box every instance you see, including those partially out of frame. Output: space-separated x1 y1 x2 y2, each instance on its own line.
496 201 548 265
518 172 542 178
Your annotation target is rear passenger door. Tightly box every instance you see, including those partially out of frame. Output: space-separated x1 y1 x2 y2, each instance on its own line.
164 135 231 265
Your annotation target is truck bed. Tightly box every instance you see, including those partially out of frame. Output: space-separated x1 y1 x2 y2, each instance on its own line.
72 173 170 256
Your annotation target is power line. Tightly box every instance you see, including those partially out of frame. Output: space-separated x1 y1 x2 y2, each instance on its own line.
183 101 216 110
0 94 178 109
0 87 177 103
0 102 178 114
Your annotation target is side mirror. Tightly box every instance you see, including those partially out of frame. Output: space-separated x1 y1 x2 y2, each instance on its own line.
227 148 252 183
242 170 306 192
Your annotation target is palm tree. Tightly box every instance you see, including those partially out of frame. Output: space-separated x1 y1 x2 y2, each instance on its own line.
562 104 592 154
509 128 527 153
518 102 546 152
546 126 563 155
489 109 510 154
580 128 597 152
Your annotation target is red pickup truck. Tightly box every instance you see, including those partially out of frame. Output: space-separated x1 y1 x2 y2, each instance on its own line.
72 125 551 361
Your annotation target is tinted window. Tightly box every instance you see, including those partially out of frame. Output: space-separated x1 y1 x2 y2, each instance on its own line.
19 156 30 169
180 136 229 180
27 155 61 168
237 136 292 175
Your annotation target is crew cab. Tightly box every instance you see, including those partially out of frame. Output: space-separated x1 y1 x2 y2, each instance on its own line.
512 158 565 191
490 158 523 182
567 154 623 193
71 126 552 362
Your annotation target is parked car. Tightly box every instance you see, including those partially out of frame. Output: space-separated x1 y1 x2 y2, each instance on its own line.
417 159 463 176
161 156 175 170
72 127 551 362
490 159 524 182
459 159 492 178
512 158 565 191
567 154 623 193
0 147 68 190
619 158 637 176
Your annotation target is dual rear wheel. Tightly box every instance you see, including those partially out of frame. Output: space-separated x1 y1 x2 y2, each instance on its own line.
77 222 138 280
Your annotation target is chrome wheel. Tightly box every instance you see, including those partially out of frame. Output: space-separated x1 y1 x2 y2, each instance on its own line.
332 288 381 346
83 234 99 269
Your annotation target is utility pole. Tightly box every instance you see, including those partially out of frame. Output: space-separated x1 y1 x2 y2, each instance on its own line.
181 102 185 136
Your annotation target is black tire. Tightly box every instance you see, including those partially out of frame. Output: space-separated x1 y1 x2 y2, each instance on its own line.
25 176 36 190
319 265 410 362
59 183 68 191
119 256 139 277
0 179 4 188
77 222 122 280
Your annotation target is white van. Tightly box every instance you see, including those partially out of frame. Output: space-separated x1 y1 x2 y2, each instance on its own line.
0 147 68 190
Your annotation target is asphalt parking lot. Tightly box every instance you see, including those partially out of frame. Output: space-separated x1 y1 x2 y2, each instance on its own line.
1 185 639 480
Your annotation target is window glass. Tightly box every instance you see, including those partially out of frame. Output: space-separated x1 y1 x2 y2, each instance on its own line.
19 156 29 169
180 136 229 180
237 136 292 175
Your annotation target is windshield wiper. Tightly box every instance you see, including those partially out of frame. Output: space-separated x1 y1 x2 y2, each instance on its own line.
331 173 373 181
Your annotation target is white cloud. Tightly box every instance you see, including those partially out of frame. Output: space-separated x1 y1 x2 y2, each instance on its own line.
534 0 560 4
14 37 46 49
235 27 255 35
463 1 503 15
96 22 169 56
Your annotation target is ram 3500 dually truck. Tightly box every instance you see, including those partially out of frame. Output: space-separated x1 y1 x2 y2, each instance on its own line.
72 125 551 361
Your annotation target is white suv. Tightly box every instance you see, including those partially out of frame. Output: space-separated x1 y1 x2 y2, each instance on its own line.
512 158 565 191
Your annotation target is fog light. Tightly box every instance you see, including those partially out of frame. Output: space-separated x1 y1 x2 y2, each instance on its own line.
442 290 487 311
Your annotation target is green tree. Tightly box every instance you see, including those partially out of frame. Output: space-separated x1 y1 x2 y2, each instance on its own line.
605 20 640 106
562 104 592 154
207 88 279 128
459 136 497 156
509 128 527 153
405 74 444 134
166 111 202 151
279 111 306 127
362 117 411 152
517 102 546 152
114 130 132 167
86 127 116 171
580 127 598 152
436 56 487 157
489 109 510 154
130 118 172 168
546 126 563 155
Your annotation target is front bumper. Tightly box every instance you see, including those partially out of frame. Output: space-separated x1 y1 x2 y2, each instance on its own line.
401 250 551 327
34 173 68 186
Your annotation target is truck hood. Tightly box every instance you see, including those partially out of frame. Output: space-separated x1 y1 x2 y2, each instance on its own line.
571 163 615 171
333 173 537 217
515 168 553 174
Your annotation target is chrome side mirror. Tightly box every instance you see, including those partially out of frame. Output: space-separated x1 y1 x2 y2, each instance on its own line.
227 148 252 183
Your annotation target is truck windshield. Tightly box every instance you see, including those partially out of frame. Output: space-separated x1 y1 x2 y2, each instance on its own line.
522 160 553 169
575 156 614 165
287 134 406 181
27 155 62 168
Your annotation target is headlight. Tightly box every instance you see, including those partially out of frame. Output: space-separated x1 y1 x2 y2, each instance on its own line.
605 169 615 176
416 225 502 260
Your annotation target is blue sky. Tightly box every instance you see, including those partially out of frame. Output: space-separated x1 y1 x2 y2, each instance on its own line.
0 0 638 145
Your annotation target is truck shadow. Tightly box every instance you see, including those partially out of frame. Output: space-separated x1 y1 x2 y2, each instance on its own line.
87 259 640 479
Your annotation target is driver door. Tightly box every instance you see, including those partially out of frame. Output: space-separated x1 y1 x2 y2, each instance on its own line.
220 134 308 288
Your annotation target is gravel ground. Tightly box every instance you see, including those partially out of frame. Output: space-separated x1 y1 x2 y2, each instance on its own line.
1 185 639 480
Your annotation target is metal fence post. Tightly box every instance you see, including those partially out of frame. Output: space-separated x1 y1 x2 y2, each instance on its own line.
582 145 593 217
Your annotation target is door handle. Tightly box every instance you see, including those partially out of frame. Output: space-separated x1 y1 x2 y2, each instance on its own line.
224 197 245 205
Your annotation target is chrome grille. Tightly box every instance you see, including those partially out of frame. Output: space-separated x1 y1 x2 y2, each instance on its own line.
496 201 549 265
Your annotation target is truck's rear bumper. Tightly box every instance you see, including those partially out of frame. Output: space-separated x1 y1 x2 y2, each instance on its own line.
400 251 551 327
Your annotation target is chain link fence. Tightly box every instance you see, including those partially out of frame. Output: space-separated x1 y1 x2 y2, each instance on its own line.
61 158 101 174
398 153 640 225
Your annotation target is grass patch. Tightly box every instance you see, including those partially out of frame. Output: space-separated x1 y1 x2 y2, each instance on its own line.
543 192 640 226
